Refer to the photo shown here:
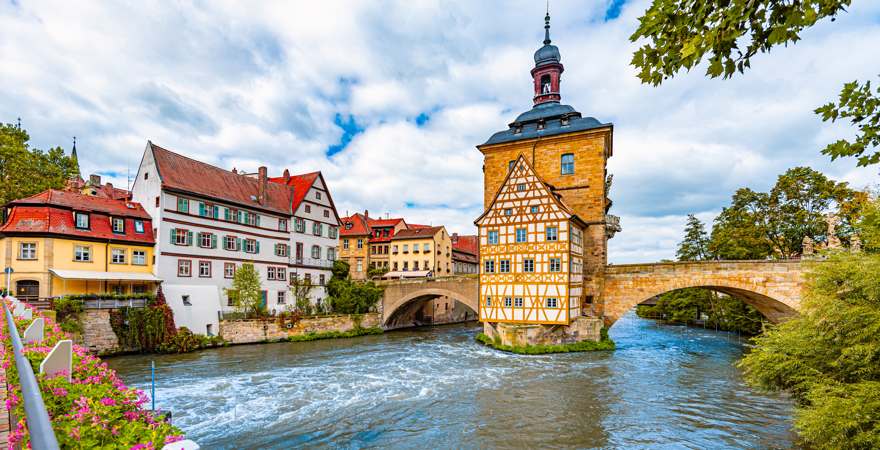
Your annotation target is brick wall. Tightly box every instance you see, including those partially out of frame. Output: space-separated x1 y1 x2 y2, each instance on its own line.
219 312 381 345
81 309 122 354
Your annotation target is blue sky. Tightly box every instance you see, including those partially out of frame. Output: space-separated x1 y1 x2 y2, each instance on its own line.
2 0 879 263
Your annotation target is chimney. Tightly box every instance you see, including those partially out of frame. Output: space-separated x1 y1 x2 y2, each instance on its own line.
89 174 101 186
283 168 290 182
258 166 268 205
364 209 369 219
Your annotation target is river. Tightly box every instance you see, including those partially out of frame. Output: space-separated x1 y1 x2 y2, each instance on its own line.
108 312 797 449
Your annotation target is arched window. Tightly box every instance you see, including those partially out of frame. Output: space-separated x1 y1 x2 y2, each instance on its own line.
561 153 574 175
541 74 552 94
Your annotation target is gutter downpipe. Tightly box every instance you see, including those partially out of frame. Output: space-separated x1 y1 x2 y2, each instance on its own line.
2 300 60 450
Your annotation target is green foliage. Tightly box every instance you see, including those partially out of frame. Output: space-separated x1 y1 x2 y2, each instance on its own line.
290 273 315 315
326 259 383 314
229 262 264 318
0 123 80 206
857 196 880 252
816 78 880 167
367 266 389 279
284 326 383 342
739 253 880 449
157 327 225 353
110 306 171 352
642 288 766 335
630 0 851 86
708 167 859 259
475 332 615 354
676 214 710 261
63 293 156 302
53 296 85 334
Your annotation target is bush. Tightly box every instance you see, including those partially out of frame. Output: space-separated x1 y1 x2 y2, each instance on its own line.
285 326 383 342
53 296 85 334
157 327 225 353
475 332 615 354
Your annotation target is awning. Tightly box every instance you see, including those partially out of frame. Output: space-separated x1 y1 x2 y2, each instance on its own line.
49 269 161 282
382 270 433 279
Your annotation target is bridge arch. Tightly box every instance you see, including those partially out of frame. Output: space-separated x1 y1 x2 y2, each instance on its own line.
602 260 804 326
379 277 479 328
383 288 478 329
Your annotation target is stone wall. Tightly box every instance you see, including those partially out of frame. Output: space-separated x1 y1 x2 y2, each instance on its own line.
219 313 381 345
483 316 603 347
81 309 121 354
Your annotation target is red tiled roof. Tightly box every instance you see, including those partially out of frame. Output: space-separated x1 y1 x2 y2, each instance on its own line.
391 226 444 240
268 171 321 214
150 142 292 215
0 204 155 244
339 213 371 236
451 234 478 256
407 223 432 229
9 190 151 219
367 218 404 227
452 249 479 264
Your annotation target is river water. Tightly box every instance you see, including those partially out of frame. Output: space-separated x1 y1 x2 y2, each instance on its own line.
108 312 797 449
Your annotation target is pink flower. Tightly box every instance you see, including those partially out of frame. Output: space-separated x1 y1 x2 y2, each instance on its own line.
100 397 116 406
51 387 68 397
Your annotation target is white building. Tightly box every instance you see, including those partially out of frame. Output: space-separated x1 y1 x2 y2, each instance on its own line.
131 142 339 335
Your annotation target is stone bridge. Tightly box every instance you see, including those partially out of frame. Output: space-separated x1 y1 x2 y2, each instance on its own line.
602 260 805 326
379 276 479 328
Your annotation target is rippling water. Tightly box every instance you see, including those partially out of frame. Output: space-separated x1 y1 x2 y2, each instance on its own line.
108 312 796 449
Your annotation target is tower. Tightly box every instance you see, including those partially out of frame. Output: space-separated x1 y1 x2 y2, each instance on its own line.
474 12 618 347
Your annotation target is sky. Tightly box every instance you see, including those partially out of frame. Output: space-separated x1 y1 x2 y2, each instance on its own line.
2 0 879 263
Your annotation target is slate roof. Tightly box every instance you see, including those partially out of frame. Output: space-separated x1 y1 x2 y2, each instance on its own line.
1 190 155 244
149 142 293 215
391 226 444 240
482 102 610 146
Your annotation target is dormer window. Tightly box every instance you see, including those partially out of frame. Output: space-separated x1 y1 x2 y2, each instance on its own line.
112 217 125 233
537 121 545 130
561 117 570 126
75 212 90 229
514 126 523 135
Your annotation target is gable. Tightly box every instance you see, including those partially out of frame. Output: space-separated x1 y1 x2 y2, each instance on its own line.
475 156 572 227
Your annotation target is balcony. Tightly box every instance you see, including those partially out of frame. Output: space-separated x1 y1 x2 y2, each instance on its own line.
290 257 334 268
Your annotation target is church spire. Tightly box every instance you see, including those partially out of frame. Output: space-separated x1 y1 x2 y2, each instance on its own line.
71 136 81 178
543 6 551 45
531 8 564 106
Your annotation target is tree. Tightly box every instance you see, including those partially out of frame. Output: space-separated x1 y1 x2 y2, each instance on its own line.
326 260 383 314
290 273 315 315
816 78 880 167
228 262 264 318
676 214 710 261
0 123 79 206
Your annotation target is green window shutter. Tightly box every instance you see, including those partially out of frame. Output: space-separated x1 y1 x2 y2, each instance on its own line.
255 241 260 254
224 208 231 221
170 228 176 244
255 215 261 227
212 205 219 218
211 234 217 249
238 211 244 223
186 231 193 246
236 238 242 251
198 202 206 217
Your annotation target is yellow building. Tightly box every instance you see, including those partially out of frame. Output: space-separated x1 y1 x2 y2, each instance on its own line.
338 213 371 279
388 226 453 277
0 189 159 301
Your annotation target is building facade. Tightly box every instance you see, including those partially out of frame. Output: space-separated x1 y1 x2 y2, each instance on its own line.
367 217 407 272
131 142 339 335
474 14 618 345
451 233 479 274
0 189 159 301
388 226 453 277
338 213 370 279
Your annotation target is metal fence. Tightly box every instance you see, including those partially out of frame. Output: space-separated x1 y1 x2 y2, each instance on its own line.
1 296 60 449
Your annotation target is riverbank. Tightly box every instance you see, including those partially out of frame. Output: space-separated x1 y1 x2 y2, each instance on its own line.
475 331 615 354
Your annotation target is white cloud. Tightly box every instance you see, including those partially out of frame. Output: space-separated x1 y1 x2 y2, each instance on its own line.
1 0 878 263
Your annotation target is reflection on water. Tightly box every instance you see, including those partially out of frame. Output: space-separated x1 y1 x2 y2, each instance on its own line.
108 312 796 449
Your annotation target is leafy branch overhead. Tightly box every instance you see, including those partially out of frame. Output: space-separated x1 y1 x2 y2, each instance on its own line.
816 78 880 167
630 0 852 85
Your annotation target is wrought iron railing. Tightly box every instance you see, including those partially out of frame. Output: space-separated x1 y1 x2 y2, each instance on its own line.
1 297 60 449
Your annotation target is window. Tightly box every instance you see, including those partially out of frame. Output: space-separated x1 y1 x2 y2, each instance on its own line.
224 263 235 278
329 227 338 239
561 153 574 175
112 217 125 233
504 208 513 216
134 220 145 233
488 230 499 245
403 244 409 253
295 218 305 233
277 267 286 281
356 260 363 272
486 296 492 306
517 183 526 192
199 232 215 248
277 291 286 305
530 205 539 214
173 228 191 246
515 228 527 243
324 210 329 218
199 261 211 278
311 245 320 259
305 205 311 213
546 298 558 308
177 197 188 213
504 297 512 307
423 243 430 252
275 244 289 257
343 240 349 250
111 248 126 264
182 295 192 306
499 260 510 273
508 160 515 172
484 260 495 273
313 222 322 236
177 259 191 277
549 258 561 272
279 219 288 231
304 273 312 285
514 297 523 308
224 235 239 251
523 259 534 272
546 226 558 241
356 239 363 249
74 245 91 262
75 212 89 229
268 267 277 280
392 245 398 254
133 250 146 265
144 172 149 180
327 248 336 260
316 192 322 200
319 274 325 285
244 239 258 254
413 261 419 270
155 197 160 207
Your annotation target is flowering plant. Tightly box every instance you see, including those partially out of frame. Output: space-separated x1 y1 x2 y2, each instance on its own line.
1 301 185 449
